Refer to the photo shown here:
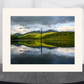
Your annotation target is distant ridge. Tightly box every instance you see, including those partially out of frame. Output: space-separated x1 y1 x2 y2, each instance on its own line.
23 31 41 35
23 29 58 35
42 29 58 33
12 29 74 36
13 33 22 36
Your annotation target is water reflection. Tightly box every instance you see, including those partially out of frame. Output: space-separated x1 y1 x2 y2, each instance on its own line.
11 40 75 64
11 45 41 55
11 45 74 57
42 47 74 57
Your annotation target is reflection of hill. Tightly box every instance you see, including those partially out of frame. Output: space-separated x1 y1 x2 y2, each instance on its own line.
11 39 74 48
19 40 41 47
43 40 74 47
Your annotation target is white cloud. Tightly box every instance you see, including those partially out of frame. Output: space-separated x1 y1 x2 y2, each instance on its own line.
11 25 33 34
11 24 49 34
11 28 33 34
11 24 75 35
56 25 75 32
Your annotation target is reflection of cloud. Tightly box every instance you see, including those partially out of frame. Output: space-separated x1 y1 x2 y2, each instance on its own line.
11 53 74 64
42 47 74 57
11 45 74 57
11 45 41 55
56 26 75 32
56 47 74 54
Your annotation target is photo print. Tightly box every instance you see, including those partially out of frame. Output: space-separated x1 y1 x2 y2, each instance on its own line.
11 16 75 64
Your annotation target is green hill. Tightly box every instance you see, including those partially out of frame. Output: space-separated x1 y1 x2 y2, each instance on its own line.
42 32 74 41
11 32 74 41
18 33 41 39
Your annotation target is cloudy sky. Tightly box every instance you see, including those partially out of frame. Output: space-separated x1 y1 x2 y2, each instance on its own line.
11 16 75 35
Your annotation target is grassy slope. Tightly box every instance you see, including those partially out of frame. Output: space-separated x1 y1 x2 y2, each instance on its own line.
18 33 41 39
17 32 74 40
42 32 56 37
42 32 74 40
18 32 55 39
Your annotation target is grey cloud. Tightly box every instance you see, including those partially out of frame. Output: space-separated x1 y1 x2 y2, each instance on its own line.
19 27 22 29
23 24 48 29
24 25 33 29
11 16 74 27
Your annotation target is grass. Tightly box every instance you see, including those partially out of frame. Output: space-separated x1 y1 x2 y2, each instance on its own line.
18 33 41 39
42 32 56 37
42 32 74 41
11 32 74 40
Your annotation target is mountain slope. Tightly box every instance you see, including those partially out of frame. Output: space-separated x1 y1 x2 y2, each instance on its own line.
42 32 74 40
18 33 41 39
17 32 74 41
13 33 22 36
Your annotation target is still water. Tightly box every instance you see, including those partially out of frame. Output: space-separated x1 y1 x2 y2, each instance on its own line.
11 40 74 64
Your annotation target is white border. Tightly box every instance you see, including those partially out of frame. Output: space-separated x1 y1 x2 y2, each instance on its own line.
2 8 82 72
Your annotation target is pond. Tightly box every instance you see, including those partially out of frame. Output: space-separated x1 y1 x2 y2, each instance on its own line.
11 40 75 64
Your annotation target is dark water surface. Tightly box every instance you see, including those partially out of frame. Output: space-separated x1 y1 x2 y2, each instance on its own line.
11 40 74 64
